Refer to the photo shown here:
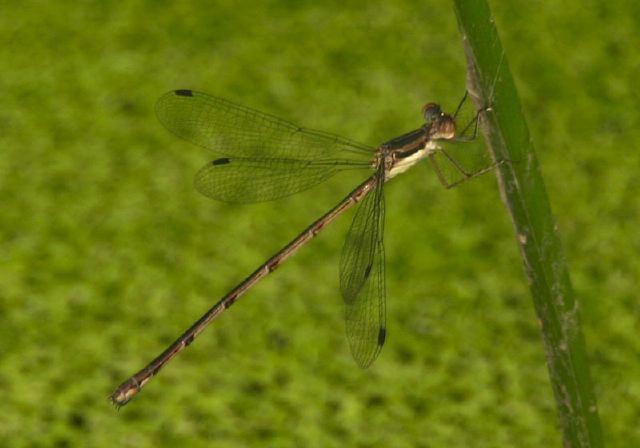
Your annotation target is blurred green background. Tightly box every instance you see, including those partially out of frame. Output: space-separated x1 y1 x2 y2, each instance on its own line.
1 0 638 446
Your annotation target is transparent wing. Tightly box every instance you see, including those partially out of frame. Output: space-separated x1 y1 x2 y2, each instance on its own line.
156 90 374 160
195 157 369 203
339 170 386 368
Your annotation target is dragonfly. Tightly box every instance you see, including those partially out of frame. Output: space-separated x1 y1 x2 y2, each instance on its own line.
111 89 498 407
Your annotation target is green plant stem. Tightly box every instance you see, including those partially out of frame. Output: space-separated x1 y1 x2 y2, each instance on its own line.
452 1 604 446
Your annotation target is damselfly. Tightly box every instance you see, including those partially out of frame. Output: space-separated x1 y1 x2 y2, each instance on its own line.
111 89 498 407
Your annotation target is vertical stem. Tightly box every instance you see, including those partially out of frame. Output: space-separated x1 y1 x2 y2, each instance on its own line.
452 1 604 446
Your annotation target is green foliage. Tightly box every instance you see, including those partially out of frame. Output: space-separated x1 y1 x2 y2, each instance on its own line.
454 1 604 445
1 0 637 446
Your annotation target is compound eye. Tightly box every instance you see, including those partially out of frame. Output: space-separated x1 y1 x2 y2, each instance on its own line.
422 103 441 121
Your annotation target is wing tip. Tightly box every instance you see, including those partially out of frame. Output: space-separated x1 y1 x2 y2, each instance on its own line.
174 89 194 97
212 157 231 166
350 327 386 369
377 327 386 346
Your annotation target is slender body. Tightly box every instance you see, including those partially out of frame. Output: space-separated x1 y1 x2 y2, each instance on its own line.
111 174 377 406
112 90 488 407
